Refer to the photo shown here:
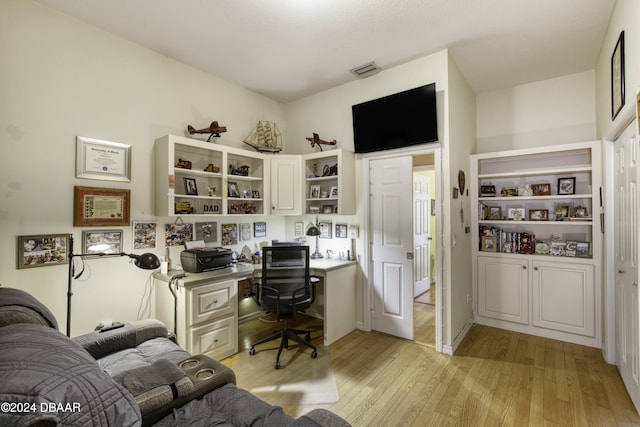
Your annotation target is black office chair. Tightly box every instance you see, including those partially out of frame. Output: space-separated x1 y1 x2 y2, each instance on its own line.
249 245 318 369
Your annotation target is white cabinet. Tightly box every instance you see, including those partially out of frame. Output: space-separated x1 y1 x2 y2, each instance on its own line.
155 135 266 216
270 155 301 215
303 149 355 215
155 277 238 360
471 141 602 347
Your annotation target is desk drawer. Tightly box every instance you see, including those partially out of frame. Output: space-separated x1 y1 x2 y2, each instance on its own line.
188 279 236 326
189 316 237 360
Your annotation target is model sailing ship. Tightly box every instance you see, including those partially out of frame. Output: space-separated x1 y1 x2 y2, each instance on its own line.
243 121 282 153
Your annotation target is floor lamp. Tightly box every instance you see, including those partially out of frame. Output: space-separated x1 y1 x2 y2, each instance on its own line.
66 234 160 337
306 217 323 259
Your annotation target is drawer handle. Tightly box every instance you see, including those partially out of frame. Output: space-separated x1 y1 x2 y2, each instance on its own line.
533 266 538 271
522 265 527 270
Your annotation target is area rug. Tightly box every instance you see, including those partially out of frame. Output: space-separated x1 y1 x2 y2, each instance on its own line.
229 344 339 407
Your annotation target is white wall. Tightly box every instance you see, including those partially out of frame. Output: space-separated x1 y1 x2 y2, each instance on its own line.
0 0 286 336
476 70 597 153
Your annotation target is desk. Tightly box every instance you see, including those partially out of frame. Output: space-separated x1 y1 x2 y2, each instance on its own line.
154 259 356 360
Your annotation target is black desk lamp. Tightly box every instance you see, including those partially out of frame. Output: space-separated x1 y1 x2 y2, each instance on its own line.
66 234 160 337
306 217 323 259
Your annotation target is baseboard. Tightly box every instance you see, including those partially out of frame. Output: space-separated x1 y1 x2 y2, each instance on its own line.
442 319 473 355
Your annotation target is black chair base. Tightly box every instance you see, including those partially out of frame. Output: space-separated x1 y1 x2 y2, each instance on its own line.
249 322 318 369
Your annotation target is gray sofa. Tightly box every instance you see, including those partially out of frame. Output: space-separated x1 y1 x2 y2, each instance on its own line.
0 287 350 427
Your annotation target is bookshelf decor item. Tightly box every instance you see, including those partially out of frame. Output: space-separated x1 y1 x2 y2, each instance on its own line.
557 177 576 195
531 183 551 196
480 185 496 197
529 209 549 221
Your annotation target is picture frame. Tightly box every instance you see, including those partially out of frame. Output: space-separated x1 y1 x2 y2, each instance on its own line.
184 177 198 195
254 221 267 237
531 183 551 196
480 185 496 197
309 205 320 214
500 187 518 197
252 190 261 199
481 236 497 252
507 207 525 221
133 221 158 249
330 186 338 198
227 181 240 198
221 223 238 245
529 209 549 221
165 223 193 246
82 230 123 255
240 223 251 241
555 204 571 220
74 186 130 227
310 185 321 199
294 221 304 236
557 177 576 195
17 234 69 269
194 221 217 243
488 206 502 220
76 136 131 182
611 31 625 120
322 204 334 214
335 223 348 238
318 221 332 239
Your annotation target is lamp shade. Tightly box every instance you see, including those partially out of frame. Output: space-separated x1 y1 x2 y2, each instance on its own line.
129 253 161 270
306 224 321 236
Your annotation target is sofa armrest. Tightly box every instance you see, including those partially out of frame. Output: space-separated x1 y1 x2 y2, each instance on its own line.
295 409 352 427
73 319 168 360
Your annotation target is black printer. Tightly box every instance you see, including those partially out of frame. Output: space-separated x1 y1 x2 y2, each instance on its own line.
181 247 233 273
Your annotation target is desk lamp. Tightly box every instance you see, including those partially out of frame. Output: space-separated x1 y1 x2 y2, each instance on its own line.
66 234 160 336
306 217 323 259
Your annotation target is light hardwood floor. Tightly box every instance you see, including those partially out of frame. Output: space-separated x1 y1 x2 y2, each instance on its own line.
223 308 640 426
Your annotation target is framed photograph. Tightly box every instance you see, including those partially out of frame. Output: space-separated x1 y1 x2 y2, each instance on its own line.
17 234 69 269
82 230 122 255
310 185 321 199
240 223 251 241
195 221 217 243
488 206 502 220
531 183 551 196
529 209 549 221
507 207 525 221
133 221 158 249
76 136 131 182
74 186 130 227
165 223 193 246
318 221 332 239
184 177 198 195
252 190 260 199
557 177 576 195
555 205 571 220
481 236 497 252
227 181 240 198
611 31 625 120
335 224 348 238
322 204 334 214
573 205 589 218
221 223 238 245
480 185 496 197
295 221 304 236
500 187 518 197
576 242 590 258
330 186 338 198
254 221 267 237
309 205 320 214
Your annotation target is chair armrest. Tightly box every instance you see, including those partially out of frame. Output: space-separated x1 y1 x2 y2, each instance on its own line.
295 409 352 427
73 319 168 360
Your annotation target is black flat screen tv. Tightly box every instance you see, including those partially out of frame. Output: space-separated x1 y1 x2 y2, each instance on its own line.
351 83 438 154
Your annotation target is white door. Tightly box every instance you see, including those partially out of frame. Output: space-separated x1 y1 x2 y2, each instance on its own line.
413 173 431 297
615 121 640 410
270 156 301 215
370 156 414 340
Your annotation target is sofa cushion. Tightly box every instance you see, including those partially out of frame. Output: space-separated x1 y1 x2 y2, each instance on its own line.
0 324 140 427
0 287 58 329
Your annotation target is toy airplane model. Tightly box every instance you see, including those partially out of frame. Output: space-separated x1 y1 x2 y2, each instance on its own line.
187 121 227 142
306 133 336 151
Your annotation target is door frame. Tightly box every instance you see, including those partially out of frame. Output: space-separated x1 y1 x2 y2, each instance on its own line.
361 147 443 352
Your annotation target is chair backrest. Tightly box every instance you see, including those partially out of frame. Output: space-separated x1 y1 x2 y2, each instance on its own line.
259 245 312 319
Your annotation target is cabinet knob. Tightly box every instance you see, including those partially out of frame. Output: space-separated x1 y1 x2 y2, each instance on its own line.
213 300 218 304
634 282 638 287
522 265 527 270
618 269 626 274
533 266 538 271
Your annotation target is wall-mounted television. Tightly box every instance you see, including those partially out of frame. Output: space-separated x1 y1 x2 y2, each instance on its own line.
351 83 438 154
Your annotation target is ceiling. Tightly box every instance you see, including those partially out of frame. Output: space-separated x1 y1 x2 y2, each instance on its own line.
34 0 616 103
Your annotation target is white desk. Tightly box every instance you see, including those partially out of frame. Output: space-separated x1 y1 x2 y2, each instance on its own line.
154 259 357 359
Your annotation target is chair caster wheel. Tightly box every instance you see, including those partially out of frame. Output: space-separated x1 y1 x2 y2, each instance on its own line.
275 362 281 369
249 348 256 356
311 350 318 359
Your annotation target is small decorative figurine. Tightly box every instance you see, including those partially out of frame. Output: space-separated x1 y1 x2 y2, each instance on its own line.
306 133 337 151
187 121 227 142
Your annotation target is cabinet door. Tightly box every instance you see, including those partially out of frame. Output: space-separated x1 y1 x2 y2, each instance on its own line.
187 280 236 326
478 256 528 324
188 316 237 360
270 156 301 215
532 261 594 336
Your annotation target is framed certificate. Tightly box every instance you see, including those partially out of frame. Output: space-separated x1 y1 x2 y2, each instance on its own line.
73 186 131 227
76 136 131 182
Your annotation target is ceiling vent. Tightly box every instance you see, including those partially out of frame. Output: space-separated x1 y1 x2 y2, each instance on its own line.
350 62 381 79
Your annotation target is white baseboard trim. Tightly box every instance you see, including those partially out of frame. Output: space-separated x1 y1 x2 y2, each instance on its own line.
442 319 473 355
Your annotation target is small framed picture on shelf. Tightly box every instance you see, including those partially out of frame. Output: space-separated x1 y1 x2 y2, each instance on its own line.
481 236 497 252
529 209 549 221
309 205 320 214
507 207 525 221
488 206 502 220
322 204 334 214
531 183 551 196
184 177 198 195
572 205 589 218
557 177 576 195
555 204 571 220
500 187 518 197
227 181 240 198
252 190 260 199
480 185 496 197
330 186 338 197
310 185 321 199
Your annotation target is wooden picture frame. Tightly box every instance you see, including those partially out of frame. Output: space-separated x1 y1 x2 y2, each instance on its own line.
82 229 123 255
531 183 551 196
481 236 497 252
488 206 502 220
529 209 549 221
611 31 625 120
17 234 69 269
557 177 576 195
74 186 130 227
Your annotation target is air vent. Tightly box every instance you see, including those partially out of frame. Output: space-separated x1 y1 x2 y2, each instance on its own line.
350 62 381 79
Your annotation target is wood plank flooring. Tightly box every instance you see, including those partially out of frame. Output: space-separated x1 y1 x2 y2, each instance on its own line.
222 308 640 426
